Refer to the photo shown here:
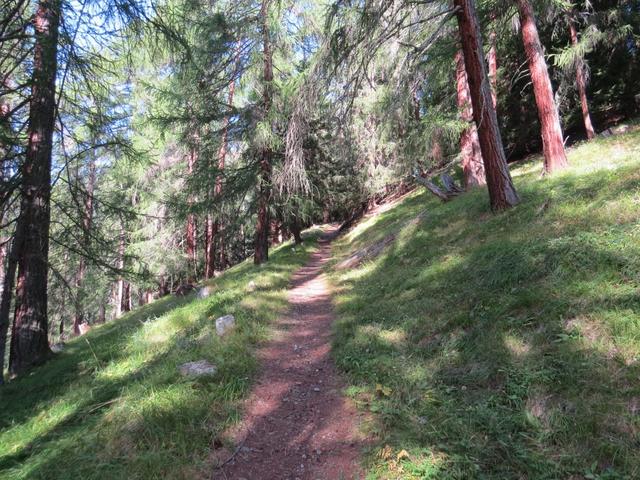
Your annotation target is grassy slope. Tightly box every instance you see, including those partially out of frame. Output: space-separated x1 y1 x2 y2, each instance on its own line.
0 234 319 479
329 128 640 479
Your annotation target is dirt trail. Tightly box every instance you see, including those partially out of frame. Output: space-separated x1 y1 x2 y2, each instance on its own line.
212 227 364 480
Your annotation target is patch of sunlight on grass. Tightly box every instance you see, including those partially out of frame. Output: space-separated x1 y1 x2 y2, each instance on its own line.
378 329 407 347
503 334 532 358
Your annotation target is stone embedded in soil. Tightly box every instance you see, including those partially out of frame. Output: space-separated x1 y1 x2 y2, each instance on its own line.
215 314 236 336
197 286 212 298
179 360 217 377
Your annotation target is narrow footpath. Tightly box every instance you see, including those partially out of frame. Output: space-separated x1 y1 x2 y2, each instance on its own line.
213 227 364 480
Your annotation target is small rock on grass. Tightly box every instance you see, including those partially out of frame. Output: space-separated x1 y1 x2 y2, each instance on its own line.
179 360 217 377
215 314 236 336
246 280 257 292
197 286 212 298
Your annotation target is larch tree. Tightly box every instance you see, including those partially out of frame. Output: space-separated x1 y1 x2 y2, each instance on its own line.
516 0 568 173
9 0 62 375
454 0 519 210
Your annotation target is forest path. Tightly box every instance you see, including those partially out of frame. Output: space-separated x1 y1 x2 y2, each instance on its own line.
212 226 364 480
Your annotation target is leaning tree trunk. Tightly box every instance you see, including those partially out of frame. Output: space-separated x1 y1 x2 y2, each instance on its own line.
569 19 595 140
454 0 519 210
254 0 273 265
72 159 95 336
455 50 486 188
516 0 568 173
9 0 61 376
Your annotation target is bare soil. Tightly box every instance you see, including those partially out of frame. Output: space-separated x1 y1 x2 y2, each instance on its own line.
212 227 364 480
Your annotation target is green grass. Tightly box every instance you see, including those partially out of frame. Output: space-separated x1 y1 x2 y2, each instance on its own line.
0 232 320 479
328 128 640 479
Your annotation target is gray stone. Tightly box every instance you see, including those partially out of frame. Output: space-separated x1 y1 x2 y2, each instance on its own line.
612 124 630 135
179 360 217 377
215 314 236 336
197 286 212 299
50 343 65 353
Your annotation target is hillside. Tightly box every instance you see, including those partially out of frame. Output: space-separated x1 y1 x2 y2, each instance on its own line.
2 129 639 479
328 127 640 479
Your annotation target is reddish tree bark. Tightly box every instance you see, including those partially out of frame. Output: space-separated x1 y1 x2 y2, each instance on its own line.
488 29 498 109
516 0 568 173
9 0 61 376
72 159 95 336
455 50 486 188
254 0 273 265
454 0 519 210
569 19 595 140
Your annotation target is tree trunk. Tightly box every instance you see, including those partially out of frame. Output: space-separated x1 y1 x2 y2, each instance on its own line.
455 49 486 188
204 215 216 278
218 231 226 270
97 304 106 324
290 218 303 244
488 28 498 108
254 0 273 265
9 0 61 376
121 281 131 314
516 0 568 173
454 0 519 210
114 222 125 318
158 276 169 297
569 20 595 140
0 234 20 384
72 159 95 336
185 147 197 272
414 174 452 202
